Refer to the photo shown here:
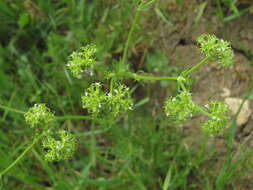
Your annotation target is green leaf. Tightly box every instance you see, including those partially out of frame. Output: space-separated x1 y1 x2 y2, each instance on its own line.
18 13 29 29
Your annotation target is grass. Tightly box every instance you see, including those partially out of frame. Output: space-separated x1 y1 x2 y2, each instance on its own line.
0 0 253 189
215 0 252 22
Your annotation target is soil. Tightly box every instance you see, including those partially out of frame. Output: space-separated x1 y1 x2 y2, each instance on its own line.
144 1 253 189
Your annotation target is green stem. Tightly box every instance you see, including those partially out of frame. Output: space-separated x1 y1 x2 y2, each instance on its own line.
128 73 177 81
90 122 96 167
76 126 113 137
0 134 45 177
110 78 114 93
197 106 213 118
0 104 110 124
0 104 25 114
56 115 110 124
182 56 210 77
179 82 187 92
122 0 144 65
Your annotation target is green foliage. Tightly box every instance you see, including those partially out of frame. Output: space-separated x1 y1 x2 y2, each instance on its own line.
67 44 97 79
42 130 77 162
24 104 55 128
201 101 230 135
164 91 198 123
197 34 234 67
215 0 252 22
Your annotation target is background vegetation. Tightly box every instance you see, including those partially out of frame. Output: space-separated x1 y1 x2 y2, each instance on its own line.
1 0 253 189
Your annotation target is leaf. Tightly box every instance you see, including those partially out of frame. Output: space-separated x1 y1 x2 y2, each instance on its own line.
18 13 30 29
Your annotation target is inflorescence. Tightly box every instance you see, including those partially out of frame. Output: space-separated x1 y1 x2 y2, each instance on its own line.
67 44 96 79
197 34 234 67
21 34 234 164
24 104 55 128
201 101 230 135
24 104 77 162
164 34 233 135
164 91 198 123
42 130 77 162
82 83 133 117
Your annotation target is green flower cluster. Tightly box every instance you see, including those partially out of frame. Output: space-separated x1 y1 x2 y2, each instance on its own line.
197 34 234 67
165 91 231 135
24 104 55 128
106 84 133 117
42 130 77 162
201 101 230 135
66 44 96 78
81 83 106 115
24 104 77 162
164 91 198 123
82 83 133 117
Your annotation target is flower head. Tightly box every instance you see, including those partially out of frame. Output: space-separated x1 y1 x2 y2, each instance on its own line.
24 104 55 128
164 91 198 123
106 84 133 117
82 83 133 117
81 83 107 116
201 101 230 135
42 130 77 162
197 34 234 67
67 44 96 78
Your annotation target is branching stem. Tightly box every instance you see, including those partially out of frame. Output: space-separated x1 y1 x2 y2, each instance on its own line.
128 73 177 81
126 57 210 82
196 106 213 118
182 56 210 77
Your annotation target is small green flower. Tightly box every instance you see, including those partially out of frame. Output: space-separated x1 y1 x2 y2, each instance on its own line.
24 104 55 128
164 91 198 123
67 44 96 78
42 130 77 162
197 34 234 67
82 82 107 116
82 83 133 117
201 101 230 135
106 84 133 117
